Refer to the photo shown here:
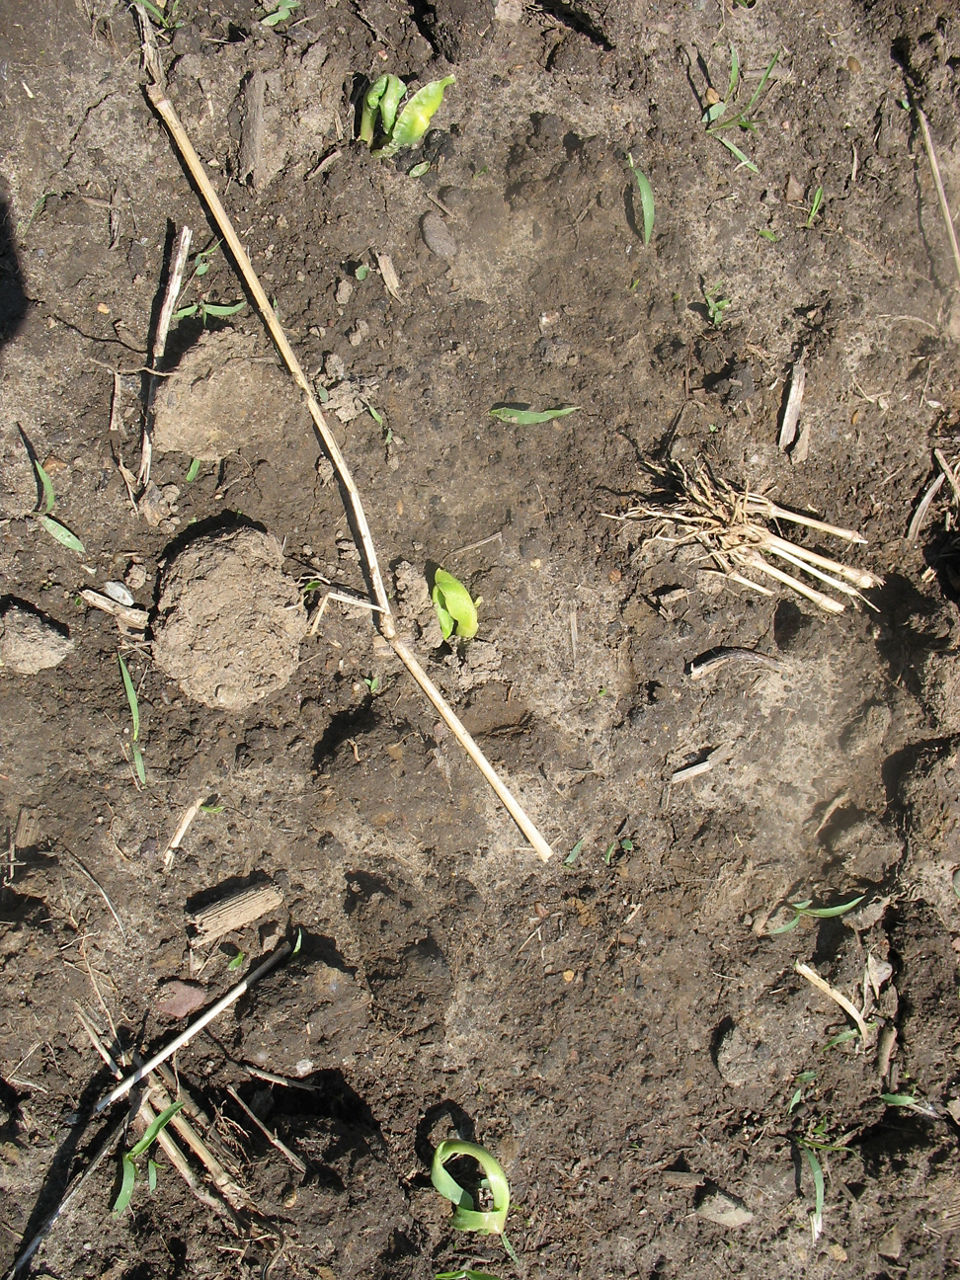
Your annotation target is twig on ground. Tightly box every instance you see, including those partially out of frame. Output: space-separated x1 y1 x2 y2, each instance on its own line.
915 104 960 293
160 792 207 870
226 1085 307 1174
134 38 553 861
94 940 293 1113
60 846 125 937
907 471 946 542
140 224 192 486
795 960 871 1041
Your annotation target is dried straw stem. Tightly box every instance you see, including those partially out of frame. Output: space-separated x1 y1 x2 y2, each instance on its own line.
135 21 552 860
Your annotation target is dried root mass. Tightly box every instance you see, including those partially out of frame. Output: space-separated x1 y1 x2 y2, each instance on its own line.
612 462 883 614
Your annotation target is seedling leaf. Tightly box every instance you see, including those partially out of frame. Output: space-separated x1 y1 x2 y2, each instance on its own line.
565 838 584 866
382 76 456 156
39 515 85 554
118 654 140 741
431 1140 511 1235
201 300 246 318
129 1101 185 1160
131 741 146 786
33 458 56 513
627 153 655 246
112 1155 136 1216
185 458 202 482
489 404 580 425
147 1159 159 1192
881 1092 919 1107
797 1143 825 1242
435 1271 501 1280
432 569 479 641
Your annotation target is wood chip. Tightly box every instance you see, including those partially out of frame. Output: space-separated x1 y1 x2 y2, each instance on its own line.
189 883 285 944
375 252 402 300
778 351 806 452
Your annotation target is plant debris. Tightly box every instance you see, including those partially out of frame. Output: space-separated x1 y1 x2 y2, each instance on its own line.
608 462 882 614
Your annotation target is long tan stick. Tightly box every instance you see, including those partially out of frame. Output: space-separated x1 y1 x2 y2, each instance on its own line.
916 105 960 293
139 56 552 860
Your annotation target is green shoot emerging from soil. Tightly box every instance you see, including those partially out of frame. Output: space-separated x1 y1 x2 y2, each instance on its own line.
489 404 579 425
703 282 732 327
703 45 780 172
432 569 479 641
768 894 864 935
261 0 300 25
118 653 146 785
29 455 85 554
358 74 455 159
626 153 655 245
112 1100 185 1215
140 0 183 31
432 1140 518 1266
805 185 825 227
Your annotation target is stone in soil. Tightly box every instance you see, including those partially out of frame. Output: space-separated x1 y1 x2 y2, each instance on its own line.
0 603 74 674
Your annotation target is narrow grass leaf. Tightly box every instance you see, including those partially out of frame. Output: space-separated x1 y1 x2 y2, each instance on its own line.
715 135 758 172
727 44 740 98
798 1144 825 1242
881 1093 919 1107
33 458 56 513
147 1158 159 1192
744 49 780 116
112 1154 137 1216
118 653 140 741
131 741 146 785
128 1100 185 1159
627 153 655 245
202 300 246 318
39 515 85 554
435 1271 501 1280
489 405 580 425
804 895 864 919
565 838 584 866
185 458 202 482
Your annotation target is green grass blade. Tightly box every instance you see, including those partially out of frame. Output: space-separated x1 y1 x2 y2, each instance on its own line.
202 300 246 318
33 458 56 513
128 1100 185 1159
767 912 801 935
627 154 655 246
488 405 579 425
39 515 85 554
881 1092 919 1107
132 741 146 786
185 458 202 482
727 43 740 99
111 1154 137 1216
744 49 780 116
804 894 864 919
147 1158 159 1192
715 135 758 172
118 653 140 741
798 1144 825 1241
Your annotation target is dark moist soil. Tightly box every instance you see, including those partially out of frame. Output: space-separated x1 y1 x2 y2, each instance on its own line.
2 1 960 1277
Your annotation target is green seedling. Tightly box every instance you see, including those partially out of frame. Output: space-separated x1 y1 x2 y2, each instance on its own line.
703 282 732 327
363 675 382 694
172 299 246 325
795 1141 825 1242
118 653 146 785
626 153 655 246
787 1070 817 1115
432 569 479 641
768 894 864 935
28 455 86 554
804 185 824 228
185 458 202 482
603 836 634 866
227 949 245 971
758 228 779 242
409 161 432 178
200 796 224 814
565 838 584 866
431 1141 513 1259
359 74 456 159
488 404 579 425
112 1100 185 1214
140 0 183 30
261 0 300 24
823 1027 859 1050
703 45 781 173
436 1272 501 1280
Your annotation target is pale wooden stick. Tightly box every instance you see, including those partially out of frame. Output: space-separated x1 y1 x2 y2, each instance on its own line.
745 496 866 543
161 792 206 870
94 941 292 1112
763 531 881 588
140 224 192 485
138 62 553 861
796 960 871 1041
742 555 846 614
226 1084 307 1174
915 105 960 293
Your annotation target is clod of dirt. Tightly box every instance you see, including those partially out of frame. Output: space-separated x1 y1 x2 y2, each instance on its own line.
0 603 74 674
420 210 458 260
152 329 308 461
695 1186 754 1228
152 527 307 710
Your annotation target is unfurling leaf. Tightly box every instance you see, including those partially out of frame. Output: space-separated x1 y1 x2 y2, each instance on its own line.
431 568 478 641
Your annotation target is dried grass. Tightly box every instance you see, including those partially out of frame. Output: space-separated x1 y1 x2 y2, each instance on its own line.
608 462 883 614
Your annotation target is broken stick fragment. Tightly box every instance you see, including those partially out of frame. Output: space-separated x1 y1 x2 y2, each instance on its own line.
189 883 285 945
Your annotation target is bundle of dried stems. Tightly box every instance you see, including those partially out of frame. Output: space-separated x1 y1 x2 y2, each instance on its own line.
610 462 883 615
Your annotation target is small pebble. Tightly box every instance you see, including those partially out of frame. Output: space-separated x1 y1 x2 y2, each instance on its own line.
420 210 458 260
